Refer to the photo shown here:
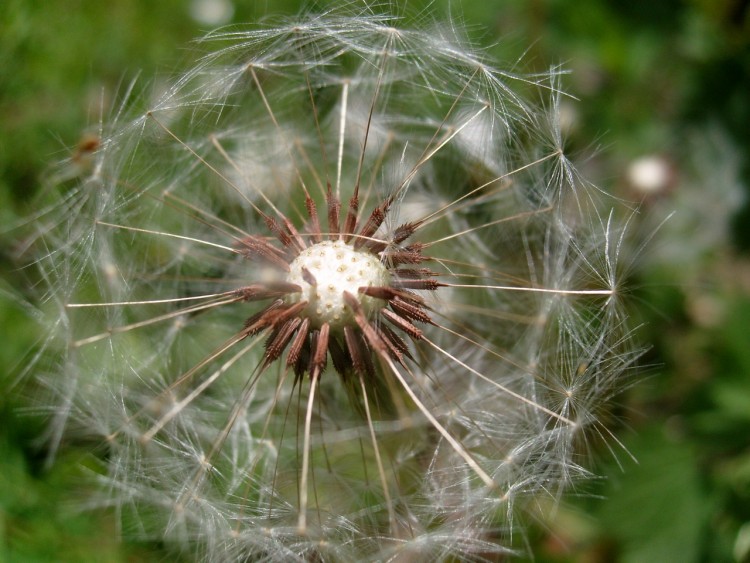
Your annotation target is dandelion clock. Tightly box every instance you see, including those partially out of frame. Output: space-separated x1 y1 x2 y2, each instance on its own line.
36 6 641 561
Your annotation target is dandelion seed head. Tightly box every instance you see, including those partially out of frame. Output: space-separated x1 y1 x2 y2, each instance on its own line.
27 5 646 561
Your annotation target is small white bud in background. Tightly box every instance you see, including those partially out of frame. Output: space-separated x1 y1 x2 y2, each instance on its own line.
189 0 234 26
627 154 673 196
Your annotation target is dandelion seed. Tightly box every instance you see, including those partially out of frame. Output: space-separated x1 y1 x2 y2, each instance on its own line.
34 6 641 561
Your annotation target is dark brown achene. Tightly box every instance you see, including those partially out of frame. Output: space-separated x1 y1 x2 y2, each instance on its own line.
236 184 439 383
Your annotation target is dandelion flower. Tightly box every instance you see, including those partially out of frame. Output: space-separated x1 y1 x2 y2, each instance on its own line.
37 7 640 561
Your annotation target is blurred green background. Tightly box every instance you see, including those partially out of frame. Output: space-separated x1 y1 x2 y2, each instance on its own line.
1 0 749 561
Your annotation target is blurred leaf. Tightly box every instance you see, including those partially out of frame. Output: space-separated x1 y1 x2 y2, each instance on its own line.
718 298 750 374
597 427 707 563
711 380 750 422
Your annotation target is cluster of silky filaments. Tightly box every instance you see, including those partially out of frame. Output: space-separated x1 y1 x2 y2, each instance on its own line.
38 9 639 562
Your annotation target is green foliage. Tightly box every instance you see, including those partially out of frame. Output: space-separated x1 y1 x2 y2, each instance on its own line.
597 428 707 563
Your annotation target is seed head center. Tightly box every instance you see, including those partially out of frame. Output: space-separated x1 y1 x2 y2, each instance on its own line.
286 240 390 328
